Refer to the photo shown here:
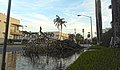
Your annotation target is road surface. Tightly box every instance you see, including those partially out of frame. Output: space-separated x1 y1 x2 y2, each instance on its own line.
0 45 25 53
80 44 91 47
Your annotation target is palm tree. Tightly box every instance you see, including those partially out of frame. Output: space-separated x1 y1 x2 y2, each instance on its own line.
53 15 67 40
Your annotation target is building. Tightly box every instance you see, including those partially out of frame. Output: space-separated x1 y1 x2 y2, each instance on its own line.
59 32 69 40
0 13 22 43
22 31 39 40
44 31 69 40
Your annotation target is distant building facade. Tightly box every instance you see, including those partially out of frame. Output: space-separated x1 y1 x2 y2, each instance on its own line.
44 31 69 40
0 13 22 43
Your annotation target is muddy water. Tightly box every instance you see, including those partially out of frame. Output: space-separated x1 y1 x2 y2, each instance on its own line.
0 49 84 70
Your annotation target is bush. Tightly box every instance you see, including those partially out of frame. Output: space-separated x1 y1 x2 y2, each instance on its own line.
102 28 113 47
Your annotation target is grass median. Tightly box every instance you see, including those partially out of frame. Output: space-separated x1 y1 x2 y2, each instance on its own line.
66 45 120 70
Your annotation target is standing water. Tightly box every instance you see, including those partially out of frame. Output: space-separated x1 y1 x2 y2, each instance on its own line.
0 49 84 70
16 50 83 70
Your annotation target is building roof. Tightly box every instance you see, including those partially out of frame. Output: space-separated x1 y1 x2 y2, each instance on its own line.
12 23 23 27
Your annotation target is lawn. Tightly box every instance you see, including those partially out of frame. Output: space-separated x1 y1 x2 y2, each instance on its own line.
66 45 120 70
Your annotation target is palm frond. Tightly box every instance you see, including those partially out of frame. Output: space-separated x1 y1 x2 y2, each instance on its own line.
63 24 66 27
53 19 56 24
61 18 65 20
62 21 67 23
56 15 60 18
57 23 60 29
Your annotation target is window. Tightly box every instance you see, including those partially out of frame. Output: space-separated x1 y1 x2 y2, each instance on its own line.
17 26 19 30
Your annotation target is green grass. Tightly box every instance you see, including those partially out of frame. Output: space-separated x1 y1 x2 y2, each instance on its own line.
66 45 120 70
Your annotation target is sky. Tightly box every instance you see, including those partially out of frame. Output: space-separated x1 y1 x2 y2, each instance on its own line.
0 0 112 38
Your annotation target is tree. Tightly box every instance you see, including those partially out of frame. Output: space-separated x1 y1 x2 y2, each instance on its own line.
102 28 113 47
53 15 67 40
92 37 97 44
75 33 83 44
68 34 75 41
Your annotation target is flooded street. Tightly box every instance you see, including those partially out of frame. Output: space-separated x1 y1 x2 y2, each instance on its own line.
0 49 84 70
16 51 82 70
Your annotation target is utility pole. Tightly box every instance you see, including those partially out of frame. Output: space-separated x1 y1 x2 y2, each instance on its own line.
82 29 84 40
95 0 102 45
1 0 12 70
74 28 76 35
90 17 93 43
77 15 93 43
82 29 84 46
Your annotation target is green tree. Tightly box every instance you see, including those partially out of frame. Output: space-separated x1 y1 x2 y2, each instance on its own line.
68 34 75 41
75 33 83 44
102 28 113 47
53 15 67 40
92 37 97 44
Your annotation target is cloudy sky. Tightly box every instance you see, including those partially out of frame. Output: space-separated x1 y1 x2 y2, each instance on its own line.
0 0 111 38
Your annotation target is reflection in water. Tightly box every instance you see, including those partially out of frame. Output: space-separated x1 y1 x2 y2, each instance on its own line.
1 50 84 70
16 51 83 70
6 52 16 70
0 52 17 70
16 50 80 70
